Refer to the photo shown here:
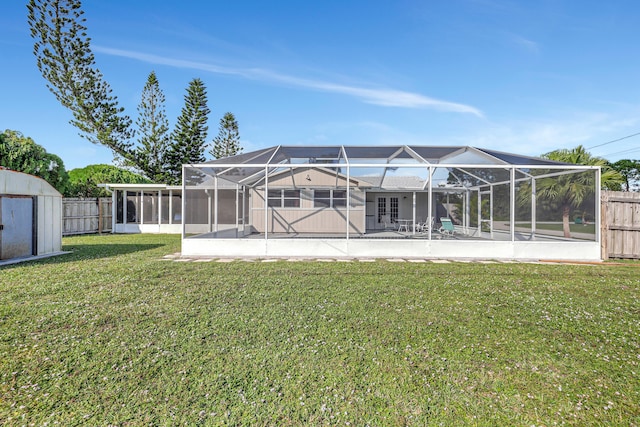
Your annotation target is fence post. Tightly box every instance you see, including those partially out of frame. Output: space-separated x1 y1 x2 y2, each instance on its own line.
98 197 103 234
601 191 608 260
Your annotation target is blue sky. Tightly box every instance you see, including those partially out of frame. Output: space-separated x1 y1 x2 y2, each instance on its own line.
2 0 640 170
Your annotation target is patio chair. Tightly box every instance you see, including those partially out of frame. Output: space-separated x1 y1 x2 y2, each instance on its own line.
438 217 456 237
416 217 434 233
381 214 394 230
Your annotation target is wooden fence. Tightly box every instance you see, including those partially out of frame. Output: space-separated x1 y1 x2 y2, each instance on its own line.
601 191 640 259
62 198 112 236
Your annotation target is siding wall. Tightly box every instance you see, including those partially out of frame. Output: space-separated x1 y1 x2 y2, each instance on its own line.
251 188 365 234
251 167 366 234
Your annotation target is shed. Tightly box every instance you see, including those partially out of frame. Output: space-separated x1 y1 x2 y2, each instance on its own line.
0 169 63 261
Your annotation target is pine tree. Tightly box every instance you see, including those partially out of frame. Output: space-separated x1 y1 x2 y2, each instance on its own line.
28 0 210 182
166 78 210 185
28 0 134 161
611 159 640 191
133 71 170 183
210 112 242 159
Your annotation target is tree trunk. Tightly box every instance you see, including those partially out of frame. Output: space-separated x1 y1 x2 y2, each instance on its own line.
562 204 571 238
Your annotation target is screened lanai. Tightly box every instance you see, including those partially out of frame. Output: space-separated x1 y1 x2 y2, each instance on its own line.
181 145 601 260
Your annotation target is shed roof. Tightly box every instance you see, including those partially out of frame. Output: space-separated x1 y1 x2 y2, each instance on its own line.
0 169 61 197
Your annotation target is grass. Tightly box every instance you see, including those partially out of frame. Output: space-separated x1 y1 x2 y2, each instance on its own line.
1 234 639 426
516 222 596 235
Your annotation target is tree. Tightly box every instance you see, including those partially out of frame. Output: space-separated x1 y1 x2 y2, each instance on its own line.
28 0 134 163
166 78 210 185
132 71 170 183
27 1 215 182
610 159 640 191
523 145 624 238
0 129 70 193
66 164 149 197
210 112 242 159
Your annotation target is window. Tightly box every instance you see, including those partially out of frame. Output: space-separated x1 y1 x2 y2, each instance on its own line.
314 190 331 208
314 189 347 208
377 197 386 224
390 196 399 222
267 190 281 207
333 190 347 208
268 189 301 208
283 190 301 207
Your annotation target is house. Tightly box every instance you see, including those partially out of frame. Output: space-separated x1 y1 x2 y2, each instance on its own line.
119 145 604 260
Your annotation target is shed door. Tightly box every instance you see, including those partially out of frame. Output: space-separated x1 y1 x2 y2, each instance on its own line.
0 196 34 260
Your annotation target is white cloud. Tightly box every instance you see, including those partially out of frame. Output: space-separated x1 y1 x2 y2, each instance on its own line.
94 46 483 116
459 112 640 158
510 34 540 53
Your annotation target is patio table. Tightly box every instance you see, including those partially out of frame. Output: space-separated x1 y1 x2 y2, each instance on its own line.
396 219 412 232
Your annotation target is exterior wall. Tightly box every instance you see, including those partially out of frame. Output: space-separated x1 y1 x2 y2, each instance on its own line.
266 166 356 188
249 167 366 234
182 237 601 261
37 195 62 255
366 191 431 230
250 188 365 234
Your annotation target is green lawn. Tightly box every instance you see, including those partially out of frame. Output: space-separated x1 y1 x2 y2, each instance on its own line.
1 234 639 426
516 222 596 235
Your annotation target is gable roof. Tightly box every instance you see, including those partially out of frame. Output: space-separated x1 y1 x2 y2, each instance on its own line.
190 145 578 188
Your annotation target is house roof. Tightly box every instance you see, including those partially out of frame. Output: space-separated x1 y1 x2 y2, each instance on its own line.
202 145 566 167
187 145 593 189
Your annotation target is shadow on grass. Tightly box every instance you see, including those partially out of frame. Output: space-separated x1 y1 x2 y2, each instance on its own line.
64 243 166 258
0 243 166 269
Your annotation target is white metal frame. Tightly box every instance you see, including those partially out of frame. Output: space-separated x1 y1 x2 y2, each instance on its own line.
180 157 602 260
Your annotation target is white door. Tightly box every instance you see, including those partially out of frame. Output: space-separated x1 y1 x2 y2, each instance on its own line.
375 195 399 229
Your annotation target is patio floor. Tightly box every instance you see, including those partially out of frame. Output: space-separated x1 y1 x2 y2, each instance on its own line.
187 229 575 242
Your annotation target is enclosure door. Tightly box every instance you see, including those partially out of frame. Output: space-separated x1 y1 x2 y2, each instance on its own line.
478 189 493 238
376 195 399 229
0 196 34 260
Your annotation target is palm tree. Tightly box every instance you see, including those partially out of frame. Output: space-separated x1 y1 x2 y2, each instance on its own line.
533 146 623 238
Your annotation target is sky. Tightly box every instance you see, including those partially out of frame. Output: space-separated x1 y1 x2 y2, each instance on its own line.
1 0 640 171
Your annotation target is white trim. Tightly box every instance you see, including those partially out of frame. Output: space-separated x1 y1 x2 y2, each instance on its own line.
182 238 601 261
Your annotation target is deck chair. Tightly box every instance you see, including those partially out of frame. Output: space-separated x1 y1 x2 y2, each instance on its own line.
415 217 434 233
438 217 456 237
